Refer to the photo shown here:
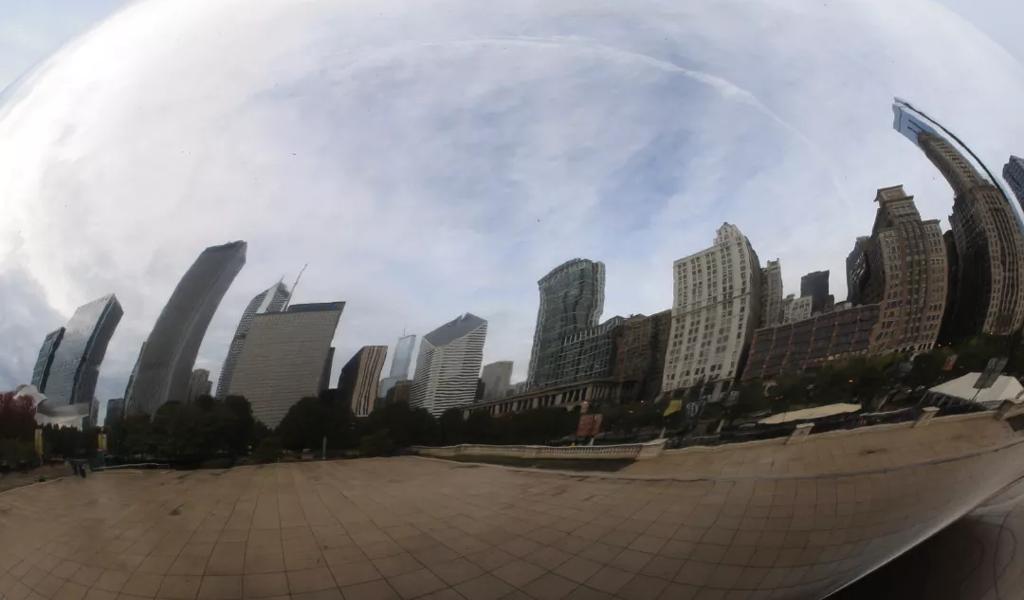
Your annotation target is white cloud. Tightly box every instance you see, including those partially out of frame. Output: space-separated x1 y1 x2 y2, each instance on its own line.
1 0 1023 397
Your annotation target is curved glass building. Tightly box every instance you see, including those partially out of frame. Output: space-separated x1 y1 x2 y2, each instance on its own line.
126 241 247 415
30 294 123 408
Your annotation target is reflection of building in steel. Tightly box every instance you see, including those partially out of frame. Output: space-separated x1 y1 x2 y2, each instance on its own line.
663 223 762 395
379 334 417 398
760 260 784 327
611 310 671 403
800 270 833 314
186 369 212 404
1004 155 1024 213
31 328 63 392
854 186 948 354
742 304 880 381
466 377 629 418
104 397 124 426
30 294 123 409
410 313 487 417
127 241 247 415
893 99 1024 339
480 361 513 401
228 302 344 427
782 294 812 324
528 259 605 389
338 345 387 417
216 281 289 399
846 236 871 305
381 379 411 408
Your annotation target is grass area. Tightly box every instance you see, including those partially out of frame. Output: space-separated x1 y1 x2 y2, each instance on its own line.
437 454 634 472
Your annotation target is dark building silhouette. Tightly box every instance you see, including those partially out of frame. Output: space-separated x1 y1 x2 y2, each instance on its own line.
216 281 290 398
611 310 671 403
126 241 246 415
104 398 124 426
800 271 833 314
894 99 1024 339
31 294 123 408
527 259 605 389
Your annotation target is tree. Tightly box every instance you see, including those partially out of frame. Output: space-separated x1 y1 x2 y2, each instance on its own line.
276 393 357 451
439 408 467 445
0 392 36 441
361 401 437 447
733 380 769 416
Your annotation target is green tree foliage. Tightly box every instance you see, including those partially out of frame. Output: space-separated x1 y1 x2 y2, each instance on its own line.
276 392 357 452
0 392 36 441
358 430 395 457
361 401 438 448
252 437 283 463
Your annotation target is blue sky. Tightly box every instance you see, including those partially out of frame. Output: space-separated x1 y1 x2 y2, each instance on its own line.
2 0 1024 411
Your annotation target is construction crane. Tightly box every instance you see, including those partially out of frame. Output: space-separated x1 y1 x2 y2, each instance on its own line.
282 263 307 311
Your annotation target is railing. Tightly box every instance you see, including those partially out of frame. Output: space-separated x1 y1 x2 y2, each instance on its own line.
412 439 667 461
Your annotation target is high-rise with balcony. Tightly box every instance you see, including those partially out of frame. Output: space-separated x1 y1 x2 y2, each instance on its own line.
30 294 123 409
527 259 604 389
338 345 388 417
410 313 487 416
760 260 784 327
893 99 1024 339
854 186 948 353
662 223 762 396
216 281 290 398
228 302 344 427
126 241 246 415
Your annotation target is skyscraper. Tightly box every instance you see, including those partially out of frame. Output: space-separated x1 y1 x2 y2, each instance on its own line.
410 313 487 417
611 310 672 403
893 99 1024 338
527 259 604 389
31 294 123 408
480 361 513 401
216 281 290 398
662 223 762 395
799 271 832 314
846 237 871 305
228 302 344 427
126 241 246 415
104 398 124 426
857 186 948 353
338 345 388 417
186 369 212 404
760 260 784 327
378 334 416 398
1004 155 1024 213
31 328 64 391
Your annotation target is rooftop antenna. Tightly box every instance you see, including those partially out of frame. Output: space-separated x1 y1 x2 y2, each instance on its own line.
283 263 307 311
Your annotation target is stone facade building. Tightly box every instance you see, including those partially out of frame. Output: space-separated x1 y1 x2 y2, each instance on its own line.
611 310 671 403
760 260 784 327
662 223 762 395
783 295 813 324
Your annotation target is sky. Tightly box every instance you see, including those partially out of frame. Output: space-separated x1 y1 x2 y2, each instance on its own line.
2 0 1024 421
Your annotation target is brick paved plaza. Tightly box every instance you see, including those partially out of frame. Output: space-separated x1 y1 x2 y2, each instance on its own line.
2 413 1024 600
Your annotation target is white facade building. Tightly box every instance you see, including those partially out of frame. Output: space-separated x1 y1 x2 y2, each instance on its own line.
410 313 487 417
662 223 762 395
783 296 813 324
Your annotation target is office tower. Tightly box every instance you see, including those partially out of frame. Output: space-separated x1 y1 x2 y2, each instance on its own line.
379 334 416 398
893 99 1024 338
410 313 487 417
611 310 672 403
550 316 624 385
800 271 832 314
527 259 604 389
480 361 513 401
227 302 343 427
216 281 290 398
126 241 246 415
338 345 388 417
783 296 813 324
186 369 212 404
1005 155 1024 212
104 398 124 426
87 398 99 428
846 237 871 305
858 186 948 353
662 223 762 395
760 260 784 327
384 379 412 408
31 328 64 391
31 294 123 408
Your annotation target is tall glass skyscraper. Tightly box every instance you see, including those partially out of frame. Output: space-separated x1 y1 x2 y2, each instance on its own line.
527 259 605 389
893 99 1024 339
378 333 416 398
30 295 123 409
126 241 247 415
216 281 290 398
